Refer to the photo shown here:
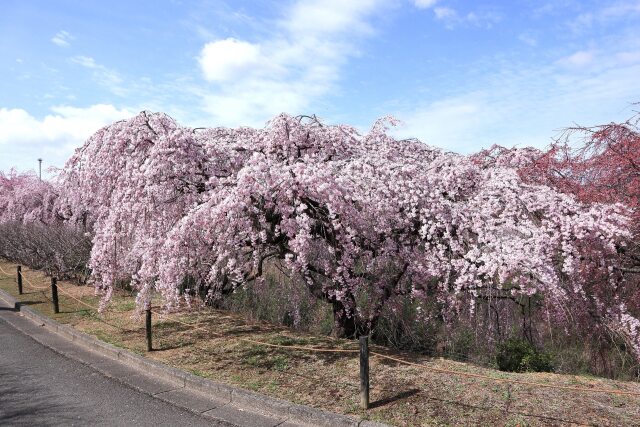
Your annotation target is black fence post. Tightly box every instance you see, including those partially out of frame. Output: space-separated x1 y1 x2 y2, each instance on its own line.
359 335 370 410
17 266 23 295
51 277 59 314
146 308 152 351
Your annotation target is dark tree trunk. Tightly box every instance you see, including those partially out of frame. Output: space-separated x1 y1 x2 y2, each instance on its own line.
331 300 358 339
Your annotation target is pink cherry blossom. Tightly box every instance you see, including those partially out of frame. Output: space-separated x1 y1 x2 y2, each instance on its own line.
1 111 637 355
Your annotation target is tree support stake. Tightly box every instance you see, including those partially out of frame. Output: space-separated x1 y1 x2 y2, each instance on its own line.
145 308 152 352
17 265 23 295
360 335 370 410
51 277 59 314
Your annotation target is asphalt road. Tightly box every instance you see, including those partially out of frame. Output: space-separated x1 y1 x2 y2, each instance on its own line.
0 309 224 427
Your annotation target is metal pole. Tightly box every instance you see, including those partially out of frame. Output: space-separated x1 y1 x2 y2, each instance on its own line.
51 277 59 314
38 158 42 180
145 308 152 351
359 335 370 409
17 265 23 295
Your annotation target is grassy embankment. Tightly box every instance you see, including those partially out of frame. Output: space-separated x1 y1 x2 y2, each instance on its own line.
1 259 638 426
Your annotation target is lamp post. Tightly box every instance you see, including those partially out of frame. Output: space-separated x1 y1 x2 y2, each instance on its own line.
38 158 42 180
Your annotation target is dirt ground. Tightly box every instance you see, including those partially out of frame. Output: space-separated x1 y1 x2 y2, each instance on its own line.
1 260 639 426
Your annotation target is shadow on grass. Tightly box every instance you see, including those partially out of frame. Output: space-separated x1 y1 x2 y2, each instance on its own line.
58 309 92 315
154 342 194 351
238 343 355 366
424 394 588 426
222 325 281 336
370 388 420 409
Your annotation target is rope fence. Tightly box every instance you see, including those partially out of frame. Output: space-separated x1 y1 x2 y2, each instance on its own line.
0 264 134 332
150 307 359 353
1 261 639 421
368 351 640 397
0 264 55 304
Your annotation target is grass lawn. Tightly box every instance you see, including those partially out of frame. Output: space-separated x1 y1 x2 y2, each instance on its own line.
1 259 638 426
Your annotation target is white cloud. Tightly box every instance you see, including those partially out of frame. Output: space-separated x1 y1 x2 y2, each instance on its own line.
199 38 262 82
197 0 390 126
414 0 438 9
285 1 375 35
0 104 133 173
51 31 73 47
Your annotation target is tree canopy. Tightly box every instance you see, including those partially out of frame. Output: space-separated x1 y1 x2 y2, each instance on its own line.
1 111 637 356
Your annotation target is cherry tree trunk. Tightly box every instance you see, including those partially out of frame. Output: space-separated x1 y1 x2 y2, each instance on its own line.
331 300 358 339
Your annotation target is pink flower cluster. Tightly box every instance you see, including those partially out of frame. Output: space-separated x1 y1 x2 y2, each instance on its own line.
2 111 638 350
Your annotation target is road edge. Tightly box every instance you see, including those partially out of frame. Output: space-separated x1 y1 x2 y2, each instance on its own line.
0 287 387 427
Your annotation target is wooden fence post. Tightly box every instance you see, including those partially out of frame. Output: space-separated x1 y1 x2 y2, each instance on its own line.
145 308 152 351
17 266 23 295
51 277 59 314
360 335 370 410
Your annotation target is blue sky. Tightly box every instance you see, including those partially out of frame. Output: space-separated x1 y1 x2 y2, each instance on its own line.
1 0 640 175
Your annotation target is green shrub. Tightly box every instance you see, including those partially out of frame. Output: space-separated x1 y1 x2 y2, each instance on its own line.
496 338 553 373
447 327 475 361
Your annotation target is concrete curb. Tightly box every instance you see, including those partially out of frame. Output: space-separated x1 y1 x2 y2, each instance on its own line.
0 288 388 427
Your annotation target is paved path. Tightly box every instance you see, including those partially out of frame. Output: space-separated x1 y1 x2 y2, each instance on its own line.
0 303 292 427
0 309 228 427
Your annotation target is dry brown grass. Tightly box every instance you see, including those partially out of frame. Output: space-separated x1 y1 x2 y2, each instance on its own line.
1 259 639 426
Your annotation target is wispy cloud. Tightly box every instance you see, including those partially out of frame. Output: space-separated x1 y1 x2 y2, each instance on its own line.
414 0 438 9
433 7 456 21
557 50 596 67
51 30 73 47
71 56 126 96
395 43 640 152
432 6 502 29
197 0 392 126
568 1 640 34
518 33 538 47
71 55 98 68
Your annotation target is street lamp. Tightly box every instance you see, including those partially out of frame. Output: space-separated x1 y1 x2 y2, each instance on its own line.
38 158 42 180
